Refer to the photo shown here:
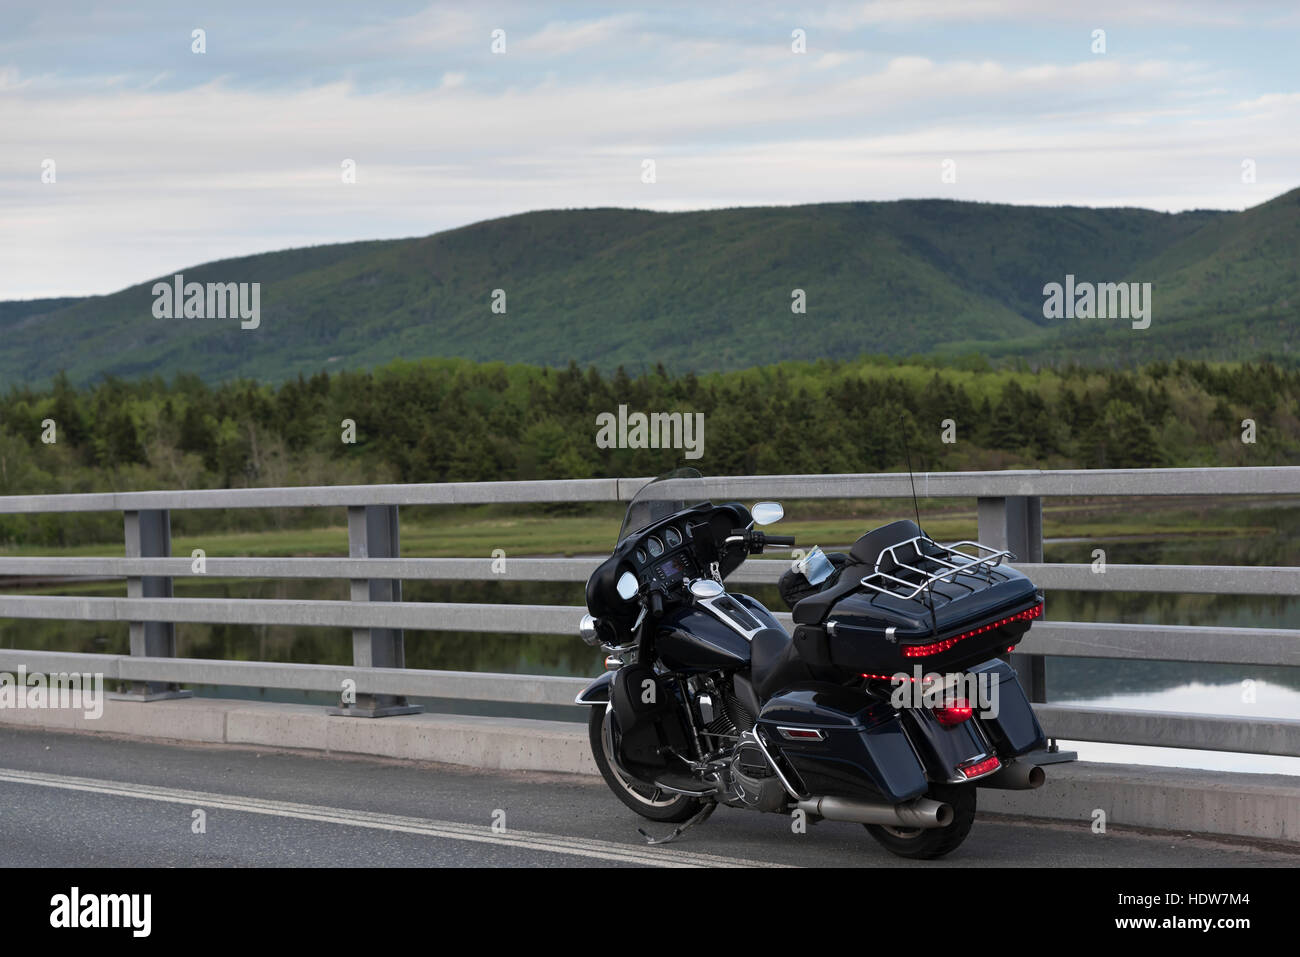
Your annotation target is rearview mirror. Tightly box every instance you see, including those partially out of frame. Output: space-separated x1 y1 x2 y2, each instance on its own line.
616 570 639 600
751 502 784 526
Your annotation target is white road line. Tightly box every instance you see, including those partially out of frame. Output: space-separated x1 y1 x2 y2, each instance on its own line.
0 768 791 868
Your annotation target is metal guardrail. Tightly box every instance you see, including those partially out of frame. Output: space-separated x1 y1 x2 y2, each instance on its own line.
2 556 1296 593
1 466 1297 513
0 468 1296 754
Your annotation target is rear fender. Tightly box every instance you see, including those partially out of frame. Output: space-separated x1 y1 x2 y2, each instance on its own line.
899 707 994 783
898 658 1046 781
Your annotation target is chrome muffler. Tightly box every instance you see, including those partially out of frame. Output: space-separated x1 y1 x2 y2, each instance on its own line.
977 762 1045 790
796 795 953 829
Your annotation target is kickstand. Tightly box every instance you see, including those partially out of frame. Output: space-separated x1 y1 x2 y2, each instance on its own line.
637 801 716 846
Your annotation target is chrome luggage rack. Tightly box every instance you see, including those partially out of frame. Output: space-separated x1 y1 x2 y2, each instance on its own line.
859 536 1013 601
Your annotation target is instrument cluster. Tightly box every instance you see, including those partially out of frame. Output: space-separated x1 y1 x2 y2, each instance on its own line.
628 521 697 588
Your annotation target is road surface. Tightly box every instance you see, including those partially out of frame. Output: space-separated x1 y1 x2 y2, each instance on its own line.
1 727 1295 868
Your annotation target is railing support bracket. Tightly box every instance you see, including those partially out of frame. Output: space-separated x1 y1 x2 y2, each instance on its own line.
117 509 192 702
329 505 422 718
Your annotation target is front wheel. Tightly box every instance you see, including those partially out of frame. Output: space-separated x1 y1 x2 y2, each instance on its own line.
864 783 976 859
587 705 704 823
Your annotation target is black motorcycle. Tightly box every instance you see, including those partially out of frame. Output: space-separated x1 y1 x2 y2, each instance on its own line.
576 468 1049 859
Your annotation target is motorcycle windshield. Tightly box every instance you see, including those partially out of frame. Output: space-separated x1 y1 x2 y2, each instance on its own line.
617 467 709 544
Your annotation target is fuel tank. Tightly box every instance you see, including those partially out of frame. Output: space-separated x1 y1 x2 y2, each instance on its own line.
655 606 751 672
654 594 784 672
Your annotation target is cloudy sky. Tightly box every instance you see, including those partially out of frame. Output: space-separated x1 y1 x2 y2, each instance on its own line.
3 0 1298 298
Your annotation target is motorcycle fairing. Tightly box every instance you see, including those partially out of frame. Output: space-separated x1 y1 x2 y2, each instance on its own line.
609 664 690 770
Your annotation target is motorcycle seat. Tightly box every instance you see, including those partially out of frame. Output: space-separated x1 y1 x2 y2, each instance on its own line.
848 519 924 566
750 626 814 701
791 572 863 625
791 520 928 626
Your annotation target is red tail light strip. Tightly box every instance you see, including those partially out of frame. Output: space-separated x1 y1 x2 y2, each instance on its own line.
958 755 1002 780
860 672 920 682
902 602 1044 659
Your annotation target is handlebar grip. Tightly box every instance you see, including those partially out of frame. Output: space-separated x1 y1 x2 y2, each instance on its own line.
650 590 664 617
764 535 796 546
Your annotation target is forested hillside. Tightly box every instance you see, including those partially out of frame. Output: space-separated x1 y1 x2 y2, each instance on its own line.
12 190 1296 387
1 355 1295 546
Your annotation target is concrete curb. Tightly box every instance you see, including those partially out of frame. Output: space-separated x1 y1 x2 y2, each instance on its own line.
2 697 1295 843
0 695 598 775
978 762 1300 843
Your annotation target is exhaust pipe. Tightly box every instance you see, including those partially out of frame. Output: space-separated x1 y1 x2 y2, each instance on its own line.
977 762 1045 791
796 795 953 829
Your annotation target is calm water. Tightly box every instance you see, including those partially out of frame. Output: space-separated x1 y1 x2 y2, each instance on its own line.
3 501 1298 775
1038 503 1300 774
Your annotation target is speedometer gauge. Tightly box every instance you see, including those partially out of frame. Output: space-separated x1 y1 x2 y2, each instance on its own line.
664 526 682 548
646 536 664 558
634 548 647 564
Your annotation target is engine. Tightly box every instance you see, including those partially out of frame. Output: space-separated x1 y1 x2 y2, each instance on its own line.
690 675 787 812
721 735 787 812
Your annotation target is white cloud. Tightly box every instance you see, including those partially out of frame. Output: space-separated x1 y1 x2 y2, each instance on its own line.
523 14 644 55
812 0 1258 28
1 4 1297 298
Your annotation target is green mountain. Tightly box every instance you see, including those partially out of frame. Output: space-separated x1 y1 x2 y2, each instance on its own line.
2 190 1294 387
948 187 1300 364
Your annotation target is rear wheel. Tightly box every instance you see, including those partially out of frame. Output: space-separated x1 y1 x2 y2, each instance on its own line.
864 783 976 859
587 705 704 823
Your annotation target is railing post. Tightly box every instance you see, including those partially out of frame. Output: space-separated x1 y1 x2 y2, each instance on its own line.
978 495 1045 702
978 495 1074 764
115 509 191 701
330 504 422 717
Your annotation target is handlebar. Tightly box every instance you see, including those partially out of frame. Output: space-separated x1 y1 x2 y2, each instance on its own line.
725 529 797 553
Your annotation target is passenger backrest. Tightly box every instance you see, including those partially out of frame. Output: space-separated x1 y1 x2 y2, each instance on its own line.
848 519 923 569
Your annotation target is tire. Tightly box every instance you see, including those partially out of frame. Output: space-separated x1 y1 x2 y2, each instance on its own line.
864 783 977 860
587 705 704 823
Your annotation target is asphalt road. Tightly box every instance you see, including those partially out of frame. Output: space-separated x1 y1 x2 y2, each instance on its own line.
1 727 1296 868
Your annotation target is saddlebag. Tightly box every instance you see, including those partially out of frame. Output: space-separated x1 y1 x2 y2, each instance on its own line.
967 657 1047 756
757 684 929 804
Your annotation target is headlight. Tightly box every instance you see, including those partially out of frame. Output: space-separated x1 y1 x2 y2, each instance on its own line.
578 614 600 646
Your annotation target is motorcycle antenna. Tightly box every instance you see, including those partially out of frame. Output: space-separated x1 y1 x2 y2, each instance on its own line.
900 415 940 639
